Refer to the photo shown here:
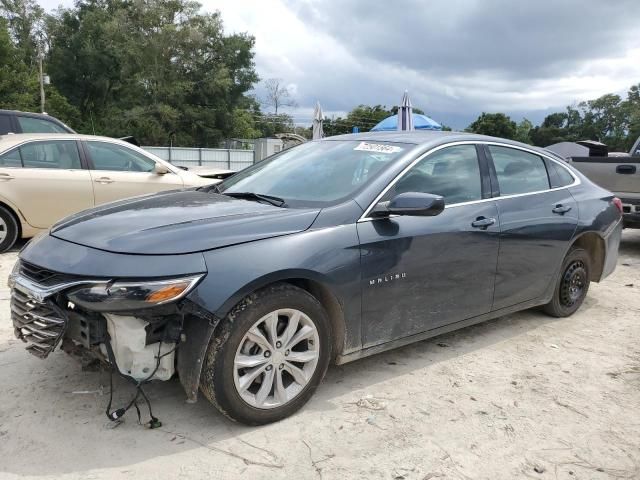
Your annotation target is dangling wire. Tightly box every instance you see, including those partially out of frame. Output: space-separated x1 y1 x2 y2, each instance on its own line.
105 338 178 429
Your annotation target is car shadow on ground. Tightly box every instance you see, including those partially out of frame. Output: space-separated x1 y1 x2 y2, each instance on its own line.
0 230 638 476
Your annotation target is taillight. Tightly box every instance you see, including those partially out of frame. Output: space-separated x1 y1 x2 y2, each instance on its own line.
612 197 623 214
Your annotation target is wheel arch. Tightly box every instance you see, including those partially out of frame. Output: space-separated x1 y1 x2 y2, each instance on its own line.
214 270 348 361
568 231 606 282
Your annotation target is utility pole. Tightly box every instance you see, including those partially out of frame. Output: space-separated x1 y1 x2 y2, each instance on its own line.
38 47 45 113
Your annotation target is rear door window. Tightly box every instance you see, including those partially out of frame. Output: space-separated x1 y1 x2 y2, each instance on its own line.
489 146 550 195
550 162 575 187
0 147 23 167
19 140 82 169
17 116 69 133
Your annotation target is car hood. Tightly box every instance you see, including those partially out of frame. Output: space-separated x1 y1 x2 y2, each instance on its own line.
50 190 321 254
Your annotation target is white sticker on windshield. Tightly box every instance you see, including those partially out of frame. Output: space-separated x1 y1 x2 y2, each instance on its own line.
354 142 403 154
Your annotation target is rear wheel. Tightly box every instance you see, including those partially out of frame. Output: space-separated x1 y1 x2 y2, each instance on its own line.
200 283 331 425
543 248 591 317
0 206 19 253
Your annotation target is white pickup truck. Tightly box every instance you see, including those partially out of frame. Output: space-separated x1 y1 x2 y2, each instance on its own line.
547 137 640 229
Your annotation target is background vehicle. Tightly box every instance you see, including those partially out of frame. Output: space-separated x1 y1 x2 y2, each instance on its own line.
0 133 221 252
547 136 640 228
0 109 75 135
10 132 622 425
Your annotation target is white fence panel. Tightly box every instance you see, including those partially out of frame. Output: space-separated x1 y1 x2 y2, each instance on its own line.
142 146 255 171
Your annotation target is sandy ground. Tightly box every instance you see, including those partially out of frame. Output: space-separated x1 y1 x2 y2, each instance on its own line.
0 232 639 480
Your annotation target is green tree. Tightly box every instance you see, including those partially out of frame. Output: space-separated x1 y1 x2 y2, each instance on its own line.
528 87 640 151
514 118 533 144
46 0 258 146
0 0 44 67
0 14 78 124
468 112 517 139
624 83 640 151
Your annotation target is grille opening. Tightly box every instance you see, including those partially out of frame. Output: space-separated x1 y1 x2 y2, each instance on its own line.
11 288 67 359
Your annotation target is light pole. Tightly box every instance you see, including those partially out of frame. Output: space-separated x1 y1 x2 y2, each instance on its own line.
38 46 45 113
38 43 50 114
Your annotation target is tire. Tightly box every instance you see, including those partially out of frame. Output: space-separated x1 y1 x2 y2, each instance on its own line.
543 247 591 318
0 206 19 253
200 283 332 425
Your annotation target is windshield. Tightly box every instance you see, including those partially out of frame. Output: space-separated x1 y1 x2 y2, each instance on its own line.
219 140 409 207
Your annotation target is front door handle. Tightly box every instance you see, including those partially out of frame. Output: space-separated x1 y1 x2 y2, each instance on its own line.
471 216 496 229
0 172 15 181
94 177 114 184
552 204 572 215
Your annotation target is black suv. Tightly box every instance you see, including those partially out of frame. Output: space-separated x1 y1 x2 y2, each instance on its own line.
0 110 75 135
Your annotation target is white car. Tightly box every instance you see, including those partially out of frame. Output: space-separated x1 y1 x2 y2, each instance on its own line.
0 133 230 252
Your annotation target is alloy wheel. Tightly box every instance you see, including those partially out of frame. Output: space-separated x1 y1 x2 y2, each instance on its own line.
0 216 6 243
233 308 320 409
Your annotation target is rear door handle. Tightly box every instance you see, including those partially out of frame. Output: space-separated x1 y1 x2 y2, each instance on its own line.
471 216 496 229
0 172 15 181
94 177 114 184
616 165 636 174
552 204 572 214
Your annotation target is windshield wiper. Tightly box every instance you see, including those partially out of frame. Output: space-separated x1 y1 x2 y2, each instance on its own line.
223 191 287 207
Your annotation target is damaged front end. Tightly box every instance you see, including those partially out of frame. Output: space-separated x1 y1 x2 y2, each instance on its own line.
9 260 218 402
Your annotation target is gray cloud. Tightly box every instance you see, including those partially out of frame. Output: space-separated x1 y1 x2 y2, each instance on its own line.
264 0 640 128
288 0 638 79
41 0 640 129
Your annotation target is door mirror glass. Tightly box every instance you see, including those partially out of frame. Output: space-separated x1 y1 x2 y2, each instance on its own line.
372 192 445 217
154 163 170 175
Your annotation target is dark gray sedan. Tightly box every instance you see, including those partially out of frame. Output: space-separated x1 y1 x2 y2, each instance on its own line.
9 131 623 425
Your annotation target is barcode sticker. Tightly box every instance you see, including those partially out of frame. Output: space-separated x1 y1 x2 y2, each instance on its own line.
354 142 403 154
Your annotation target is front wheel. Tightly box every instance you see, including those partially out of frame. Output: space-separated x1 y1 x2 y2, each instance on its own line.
543 247 591 317
0 206 19 253
200 283 332 425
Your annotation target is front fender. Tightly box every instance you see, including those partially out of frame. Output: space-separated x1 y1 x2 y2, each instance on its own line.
213 268 342 319
186 224 363 353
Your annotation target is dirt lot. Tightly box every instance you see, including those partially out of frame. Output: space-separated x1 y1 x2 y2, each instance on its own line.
0 231 639 480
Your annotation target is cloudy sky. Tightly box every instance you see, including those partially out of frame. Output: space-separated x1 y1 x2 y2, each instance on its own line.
41 0 640 129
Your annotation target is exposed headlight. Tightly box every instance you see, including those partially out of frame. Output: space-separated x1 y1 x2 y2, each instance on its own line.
67 275 204 312
7 260 20 289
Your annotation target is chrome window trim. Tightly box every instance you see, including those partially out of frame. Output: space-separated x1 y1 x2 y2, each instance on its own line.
357 140 581 222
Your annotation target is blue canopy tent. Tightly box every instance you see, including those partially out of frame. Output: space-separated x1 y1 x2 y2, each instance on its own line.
370 113 442 131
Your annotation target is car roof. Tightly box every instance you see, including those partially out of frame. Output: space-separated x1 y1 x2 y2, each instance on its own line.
326 130 553 157
0 133 132 149
0 109 76 132
0 109 61 118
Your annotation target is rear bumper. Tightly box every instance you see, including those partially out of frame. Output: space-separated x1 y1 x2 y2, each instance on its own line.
600 218 623 280
619 197 640 228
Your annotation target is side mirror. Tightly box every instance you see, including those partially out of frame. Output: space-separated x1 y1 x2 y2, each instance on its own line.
371 192 445 217
154 163 170 175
